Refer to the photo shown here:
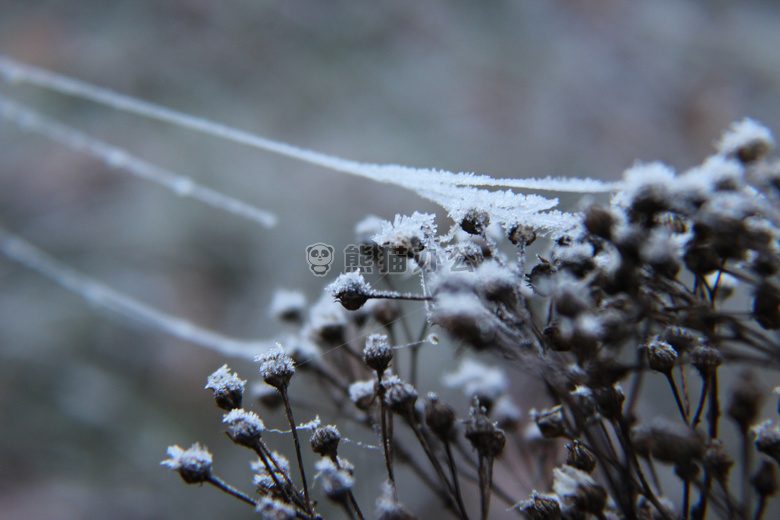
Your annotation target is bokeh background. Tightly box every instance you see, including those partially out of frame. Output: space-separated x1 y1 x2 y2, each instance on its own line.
2 1 780 518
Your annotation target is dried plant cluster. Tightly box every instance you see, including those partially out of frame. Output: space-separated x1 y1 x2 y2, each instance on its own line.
2 58 780 520
165 120 780 520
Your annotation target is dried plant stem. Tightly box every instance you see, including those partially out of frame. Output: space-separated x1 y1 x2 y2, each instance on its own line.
206 475 257 506
666 372 689 422
375 370 396 486
443 441 469 520
280 387 313 519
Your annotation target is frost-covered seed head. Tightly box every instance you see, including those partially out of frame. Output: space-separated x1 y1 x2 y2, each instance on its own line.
703 440 734 483
460 208 490 235
465 399 506 458
660 326 699 354
328 271 373 311
716 118 775 164
223 408 265 447
552 465 607 516
376 480 419 520
533 405 567 439
565 441 597 474
363 333 393 373
508 225 537 247
516 492 562 520
160 443 213 484
310 424 340 460
348 380 376 411
752 421 780 464
424 393 457 441
315 458 354 502
205 364 246 411
382 375 418 417
690 344 722 378
256 344 296 390
255 496 297 520
583 205 615 240
645 338 678 374
268 289 307 323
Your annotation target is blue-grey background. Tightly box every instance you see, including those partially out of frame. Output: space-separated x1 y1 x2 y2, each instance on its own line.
2 1 780 518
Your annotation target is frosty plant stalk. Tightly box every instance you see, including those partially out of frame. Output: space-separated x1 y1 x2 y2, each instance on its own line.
3 57 780 520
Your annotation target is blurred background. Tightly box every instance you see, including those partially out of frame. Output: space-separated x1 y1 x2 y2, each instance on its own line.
2 1 780 518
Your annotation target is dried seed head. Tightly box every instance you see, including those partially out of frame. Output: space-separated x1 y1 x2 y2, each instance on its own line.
752 460 778 497
716 118 775 164
223 409 265 447
376 480 419 520
363 333 393 373
661 326 699 354
552 465 607 516
205 364 246 411
315 458 354 503
328 271 373 311
583 205 615 240
465 399 506 458
268 289 306 324
461 208 490 235
161 443 213 484
565 441 597 474
382 375 418 418
703 440 734 483
690 344 722 378
727 370 764 432
256 344 296 390
752 421 780 464
349 380 376 411
533 405 567 439
255 496 297 520
644 338 678 374
508 225 537 247
310 424 341 460
594 383 625 420
425 393 457 441
516 492 562 520
631 418 706 463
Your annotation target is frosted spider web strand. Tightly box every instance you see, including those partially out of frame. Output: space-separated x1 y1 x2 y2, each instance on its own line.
0 96 277 229
0 224 273 359
0 57 614 209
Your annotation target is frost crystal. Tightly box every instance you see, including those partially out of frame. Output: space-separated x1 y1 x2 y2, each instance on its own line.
372 212 437 254
314 458 354 501
255 496 297 520
223 408 265 445
205 364 246 394
328 271 374 310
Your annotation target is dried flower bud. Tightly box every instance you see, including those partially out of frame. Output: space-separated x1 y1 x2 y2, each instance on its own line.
465 400 506 458
509 225 537 247
533 405 567 439
376 480 419 520
223 409 265 447
703 440 734 483
256 344 295 390
328 272 373 311
516 492 562 520
645 338 678 374
382 375 418 418
594 383 625 420
716 118 775 164
461 208 490 235
727 370 764 432
268 289 306 324
674 460 700 482
661 326 699 354
310 424 341 460
566 441 597 474
543 324 570 352
752 460 778 497
690 344 722 378
161 443 213 484
205 364 246 411
363 333 393 373
425 393 457 441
